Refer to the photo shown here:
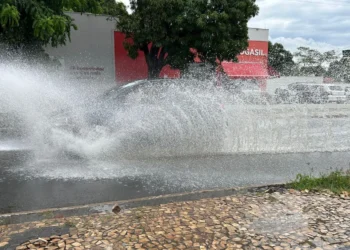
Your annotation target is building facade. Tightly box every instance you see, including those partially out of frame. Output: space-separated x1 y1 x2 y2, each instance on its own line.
46 13 269 92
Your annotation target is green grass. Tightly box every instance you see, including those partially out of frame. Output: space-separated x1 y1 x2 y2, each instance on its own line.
42 211 54 219
287 170 350 194
64 220 76 228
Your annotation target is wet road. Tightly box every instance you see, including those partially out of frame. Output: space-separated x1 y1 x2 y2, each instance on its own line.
1 151 350 214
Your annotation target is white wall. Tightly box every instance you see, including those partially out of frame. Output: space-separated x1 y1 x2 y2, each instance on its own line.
248 28 269 42
45 13 269 97
45 12 117 97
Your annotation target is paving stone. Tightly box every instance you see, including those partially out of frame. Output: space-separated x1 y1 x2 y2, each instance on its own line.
1 190 349 249
0 242 8 247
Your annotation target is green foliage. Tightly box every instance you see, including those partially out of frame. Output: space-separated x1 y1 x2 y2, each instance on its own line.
118 0 259 79
64 220 76 228
268 41 295 76
288 170 350 194
294 47 322 67
63 0 102 14
0 0 76 64
63 0 127 16
0 0 125 65
294 47 339 77
0 4 20 28
33 15 72 47
101 0 127 16
299 65 326 77
327 57 350 82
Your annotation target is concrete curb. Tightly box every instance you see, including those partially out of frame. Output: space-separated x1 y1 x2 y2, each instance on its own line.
0 183 285 226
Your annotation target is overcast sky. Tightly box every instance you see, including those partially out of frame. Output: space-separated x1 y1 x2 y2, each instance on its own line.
250 0 350 53
117 0 349 53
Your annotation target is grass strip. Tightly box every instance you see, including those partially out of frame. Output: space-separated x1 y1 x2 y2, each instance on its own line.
288 170 350 195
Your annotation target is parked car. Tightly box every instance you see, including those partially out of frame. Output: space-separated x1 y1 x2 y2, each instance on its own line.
274 82 315 104
287 83 317 104
274 88 291 104
222 79 271 105
275 83 345 104
304 84 329 104
322 84 346 103
344 86 350 102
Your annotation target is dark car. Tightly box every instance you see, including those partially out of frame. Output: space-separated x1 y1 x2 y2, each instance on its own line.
85 78 220 126
49 79 185 130
45 79 226 158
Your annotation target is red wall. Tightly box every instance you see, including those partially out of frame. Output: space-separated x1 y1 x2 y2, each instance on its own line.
114 32 179 84
114 32 148 84
114 31 268 84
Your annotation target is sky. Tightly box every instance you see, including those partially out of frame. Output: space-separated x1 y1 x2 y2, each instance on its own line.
249 0 350 53
117 0 350 53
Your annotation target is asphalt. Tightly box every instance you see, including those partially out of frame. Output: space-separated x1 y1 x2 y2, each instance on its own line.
1 150 350 214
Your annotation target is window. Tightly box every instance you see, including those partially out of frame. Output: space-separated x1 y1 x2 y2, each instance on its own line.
329 86 343 91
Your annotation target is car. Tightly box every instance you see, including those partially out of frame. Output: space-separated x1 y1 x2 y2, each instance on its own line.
221 79 271 105
81 78 221 127
274 88 291 104
45 79 226 158
287 83 316 104
321 84 346 103
304 84 329 104
274 83 313 104
344 86 350 102
276 83 344 104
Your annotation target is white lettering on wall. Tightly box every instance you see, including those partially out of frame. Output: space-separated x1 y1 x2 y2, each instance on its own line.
240 49 266 56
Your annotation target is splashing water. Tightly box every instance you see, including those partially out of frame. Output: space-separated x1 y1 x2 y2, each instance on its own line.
1 63 350 164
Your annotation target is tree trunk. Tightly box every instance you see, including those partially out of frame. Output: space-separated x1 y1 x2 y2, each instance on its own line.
147 61 163 79
143 45 165 80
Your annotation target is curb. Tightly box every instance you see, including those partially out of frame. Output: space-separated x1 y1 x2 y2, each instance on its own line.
0 183 285 226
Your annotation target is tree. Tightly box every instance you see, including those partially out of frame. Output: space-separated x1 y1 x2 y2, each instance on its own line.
63 0 126 16
0 0 76 63
268 41 295 76
117 0 259 79
327 57 350 82
299 65 326 77
293 47 338 76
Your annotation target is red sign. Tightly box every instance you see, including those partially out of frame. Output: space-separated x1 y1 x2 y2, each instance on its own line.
237 41 268 64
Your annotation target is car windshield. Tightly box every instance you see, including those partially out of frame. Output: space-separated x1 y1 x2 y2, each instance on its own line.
310 85 324 91
329 86 343 91
289 84 306 91
98 79 202 104
101 80 146 98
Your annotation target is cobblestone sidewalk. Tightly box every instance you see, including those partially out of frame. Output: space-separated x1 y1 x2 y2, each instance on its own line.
0 189 349 249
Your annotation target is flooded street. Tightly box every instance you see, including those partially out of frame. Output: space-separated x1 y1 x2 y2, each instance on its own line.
1 151 350 213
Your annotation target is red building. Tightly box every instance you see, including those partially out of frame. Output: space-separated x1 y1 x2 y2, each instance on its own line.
114 28 269 90
46 13 270 92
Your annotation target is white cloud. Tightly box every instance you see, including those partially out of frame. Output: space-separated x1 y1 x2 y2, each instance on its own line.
248 0 350 52
270 37 345 54
116 0 128 5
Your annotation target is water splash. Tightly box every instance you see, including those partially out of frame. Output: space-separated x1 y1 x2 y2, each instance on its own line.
47 81 227 159
1 63 350 164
